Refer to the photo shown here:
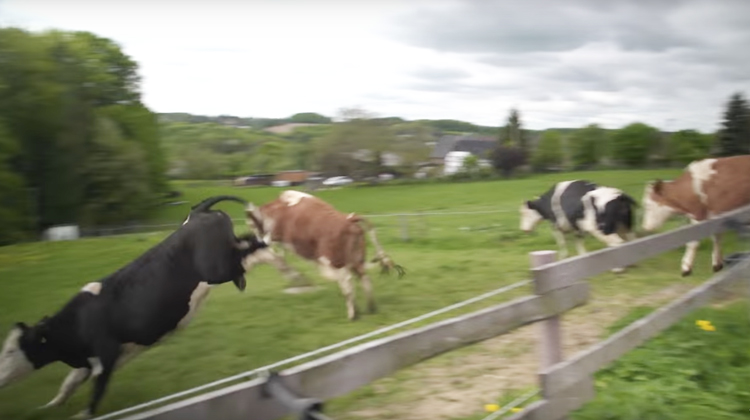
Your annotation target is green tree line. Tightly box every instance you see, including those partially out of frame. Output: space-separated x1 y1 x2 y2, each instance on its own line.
2 25 748 246
0 28 167 244
495 92 749 175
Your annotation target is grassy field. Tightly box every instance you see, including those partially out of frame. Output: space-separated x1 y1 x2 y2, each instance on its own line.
0 168 745 420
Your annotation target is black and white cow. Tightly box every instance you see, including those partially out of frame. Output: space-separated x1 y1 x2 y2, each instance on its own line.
519 180 638 272
0 195 268 419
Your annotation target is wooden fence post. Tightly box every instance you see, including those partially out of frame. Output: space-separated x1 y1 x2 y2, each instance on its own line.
530 250 569 420
400 215 410 242
531 250 563 371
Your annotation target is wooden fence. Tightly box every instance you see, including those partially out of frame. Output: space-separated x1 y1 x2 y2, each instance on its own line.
110 203 750 420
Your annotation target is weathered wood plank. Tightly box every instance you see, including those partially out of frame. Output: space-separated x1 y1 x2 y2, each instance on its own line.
540 257 750 397
505 376 595 420
121 283 589 420
530 251 564 402
533 204 750 294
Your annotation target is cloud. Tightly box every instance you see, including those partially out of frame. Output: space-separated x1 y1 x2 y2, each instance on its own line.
1 0 749 132
382 0 750 131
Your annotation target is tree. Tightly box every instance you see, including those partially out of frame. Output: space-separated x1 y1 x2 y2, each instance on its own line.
667 129 714 166
462 154 479 173
611 122 660 167
531 130 563 172
489 145 527 178
314 107 396 177
0 121 31 244
253 141 286 173
80 115 152 226
388 122 432 176
569 124 607 169
499 108 527 152
715 92 750 157
0 27 166 238
289 112 332 124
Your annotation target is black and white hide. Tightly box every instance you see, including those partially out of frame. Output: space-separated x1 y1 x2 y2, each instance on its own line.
519 180 637 272
0 195 267 419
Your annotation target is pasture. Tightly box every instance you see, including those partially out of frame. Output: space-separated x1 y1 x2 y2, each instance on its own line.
0 168 744 420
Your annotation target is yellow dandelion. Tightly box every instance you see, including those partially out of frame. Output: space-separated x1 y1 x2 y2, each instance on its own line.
511 407 522 413
484 404 500 412
701 324 716 331
696 320 711 327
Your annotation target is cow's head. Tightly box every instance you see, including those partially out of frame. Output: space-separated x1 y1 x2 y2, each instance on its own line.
245 203 276 244
0 318 55 389
231 233 269 291
520 199 544 232
641 180 678 232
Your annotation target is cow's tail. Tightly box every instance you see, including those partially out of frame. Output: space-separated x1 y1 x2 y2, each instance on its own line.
350 215 406 278
190 195 248 213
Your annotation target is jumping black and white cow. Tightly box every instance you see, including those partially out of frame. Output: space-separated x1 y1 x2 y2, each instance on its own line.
520 180 638 271
0 196 267 419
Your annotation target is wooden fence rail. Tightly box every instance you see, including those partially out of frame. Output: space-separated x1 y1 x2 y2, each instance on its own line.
112 203 750 420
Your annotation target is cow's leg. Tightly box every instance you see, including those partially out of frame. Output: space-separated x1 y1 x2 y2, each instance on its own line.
574 233 587 256
712 232 724 272
551 229 569 259
681 218 702 277
40 368 91 409
354 265 376 314
319 261 359 320
587 230 627 273
338 271 358 320
270 251 314 288
244 247 313 288
73 341 121 420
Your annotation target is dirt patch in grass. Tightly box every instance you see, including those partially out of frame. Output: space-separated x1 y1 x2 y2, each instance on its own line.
341 282 696 420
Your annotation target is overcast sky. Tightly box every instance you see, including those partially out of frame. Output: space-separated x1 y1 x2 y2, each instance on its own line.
1 0 749 132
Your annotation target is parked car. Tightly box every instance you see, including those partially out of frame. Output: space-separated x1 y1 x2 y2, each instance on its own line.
322 176 353 186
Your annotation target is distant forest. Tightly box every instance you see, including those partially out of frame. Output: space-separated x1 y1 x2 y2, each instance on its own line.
1 26 748 245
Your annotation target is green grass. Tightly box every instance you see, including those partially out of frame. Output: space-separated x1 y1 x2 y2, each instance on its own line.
570 300 750 420
0 168 743 420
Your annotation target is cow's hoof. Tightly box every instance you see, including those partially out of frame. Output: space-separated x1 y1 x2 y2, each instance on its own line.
681 269 692 277
713 263 724 273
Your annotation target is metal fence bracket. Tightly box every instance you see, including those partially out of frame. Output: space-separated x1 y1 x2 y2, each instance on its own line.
260 371 333 420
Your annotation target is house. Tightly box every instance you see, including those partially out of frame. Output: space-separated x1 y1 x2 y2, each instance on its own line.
430 135 496 174
429 134 496 165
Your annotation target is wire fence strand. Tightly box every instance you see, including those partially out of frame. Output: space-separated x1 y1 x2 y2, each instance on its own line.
92 279 531 420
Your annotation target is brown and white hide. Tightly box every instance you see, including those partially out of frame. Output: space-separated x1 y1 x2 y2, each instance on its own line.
641 154 750 276
243 190 405 320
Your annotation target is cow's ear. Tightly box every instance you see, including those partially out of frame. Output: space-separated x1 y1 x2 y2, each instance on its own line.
15 322 28 332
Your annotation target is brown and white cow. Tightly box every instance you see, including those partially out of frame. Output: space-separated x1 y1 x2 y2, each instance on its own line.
641 154 750 276
243 190 405 320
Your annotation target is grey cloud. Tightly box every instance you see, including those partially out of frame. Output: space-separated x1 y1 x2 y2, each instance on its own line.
408 66 471 81
387 0 721 54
